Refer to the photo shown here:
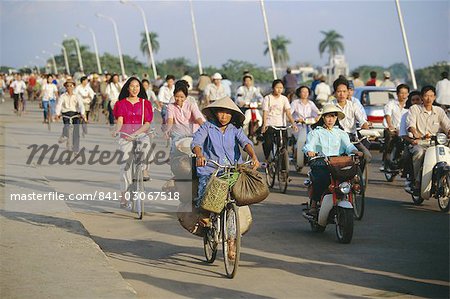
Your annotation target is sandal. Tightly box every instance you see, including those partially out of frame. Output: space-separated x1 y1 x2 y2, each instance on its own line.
120 202 130 209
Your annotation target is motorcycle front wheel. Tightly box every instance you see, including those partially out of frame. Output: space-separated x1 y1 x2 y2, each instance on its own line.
335 207 354 244
437 173 450 212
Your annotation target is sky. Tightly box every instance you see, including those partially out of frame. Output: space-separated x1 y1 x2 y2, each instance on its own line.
0 0 448 72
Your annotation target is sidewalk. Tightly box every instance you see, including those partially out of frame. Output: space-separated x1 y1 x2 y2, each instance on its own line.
0 101 137 298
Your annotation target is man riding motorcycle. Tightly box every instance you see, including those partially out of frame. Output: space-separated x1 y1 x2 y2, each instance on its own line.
331 78 372 165
406 85 450 193
382 84 409 170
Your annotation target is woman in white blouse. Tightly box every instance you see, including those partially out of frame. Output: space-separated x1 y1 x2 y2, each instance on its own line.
105 74 122 126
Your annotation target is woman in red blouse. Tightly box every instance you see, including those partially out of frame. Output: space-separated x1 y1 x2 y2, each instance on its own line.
113 77 153 208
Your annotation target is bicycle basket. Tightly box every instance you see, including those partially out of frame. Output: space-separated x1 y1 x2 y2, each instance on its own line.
327 156 358 182
201 175 229 213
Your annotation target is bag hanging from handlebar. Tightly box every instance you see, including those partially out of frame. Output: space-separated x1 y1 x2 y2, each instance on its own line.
232 165 269 206
201 169 229 213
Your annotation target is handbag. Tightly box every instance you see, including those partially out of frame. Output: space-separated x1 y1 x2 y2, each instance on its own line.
201 170 229 213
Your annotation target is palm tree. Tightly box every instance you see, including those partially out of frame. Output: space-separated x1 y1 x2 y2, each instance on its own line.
263 35 291 67
140 31 160 58
319 30 344 62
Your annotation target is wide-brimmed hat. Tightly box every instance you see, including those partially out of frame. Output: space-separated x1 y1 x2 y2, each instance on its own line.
63 78 76 87
320 104 345 120
202 97 245 125
383 71 391 78
211 73 222 80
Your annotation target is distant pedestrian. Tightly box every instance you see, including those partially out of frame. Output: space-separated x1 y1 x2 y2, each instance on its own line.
204 73 227 106
380 71 395 88
366 71 381 86
314 75 332 107
436 71 450 106
282 67 297 96
352 72 364 88
180 71 193 91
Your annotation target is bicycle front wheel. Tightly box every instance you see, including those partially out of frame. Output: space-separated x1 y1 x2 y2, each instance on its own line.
203 228 218 263
222 203 241 279
133 167 144 220
278 149 289 193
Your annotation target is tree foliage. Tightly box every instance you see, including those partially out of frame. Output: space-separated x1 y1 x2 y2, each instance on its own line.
319 30 344 60
263 35 291 66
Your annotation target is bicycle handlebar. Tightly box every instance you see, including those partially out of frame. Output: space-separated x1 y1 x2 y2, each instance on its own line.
270 125 294 130
207 159 252 169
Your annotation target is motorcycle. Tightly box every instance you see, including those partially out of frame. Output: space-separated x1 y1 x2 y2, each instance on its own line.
242 99 263 145
406 133 450 212
380 130 405 182
302 154 360 244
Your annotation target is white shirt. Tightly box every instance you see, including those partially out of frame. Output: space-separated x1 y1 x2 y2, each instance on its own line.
333 100 368 133
105 82 122 109
290 99 319 121
436 78 450 105
204 83 227 103
262 94 291 126
221 79 232 97
383 100 408 129
399 110 413 137
157 85 175 104
180 75 193 91
315 82 331 102
350 96 367 119
75 84 95 105
11 80 26 94
41 83 58 101
56 93 85 115
235 85 263 107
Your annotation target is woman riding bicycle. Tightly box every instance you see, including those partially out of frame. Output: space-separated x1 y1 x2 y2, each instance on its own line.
303 104 363 215
191 97 260 209
261 79 298 162
112 77 153 208
290 85 320 136
165 80 205 153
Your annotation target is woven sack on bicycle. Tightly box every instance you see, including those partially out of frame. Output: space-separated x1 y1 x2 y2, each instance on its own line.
201 175 229 213
177 202 206 237
327 156 358 182
232 166 269 206
239 205 253 235
170 155 193 180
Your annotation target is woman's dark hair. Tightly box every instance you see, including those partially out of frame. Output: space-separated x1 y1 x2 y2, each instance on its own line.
242 75 253 82
396 83 410 94
142 79 150 85
109 74 119 84
118 77 147 100
420 85 436 96
405 90 421 109
80 76 88 83
295 85 311 98
311 113 343 130
272 79 283 89
174 80 189 97
165 75 175 81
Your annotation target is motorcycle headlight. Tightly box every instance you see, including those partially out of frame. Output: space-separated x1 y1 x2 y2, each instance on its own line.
437 133 448 145
339 182 351 194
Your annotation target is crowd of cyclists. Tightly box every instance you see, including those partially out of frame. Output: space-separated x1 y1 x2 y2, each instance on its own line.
1 69 449 214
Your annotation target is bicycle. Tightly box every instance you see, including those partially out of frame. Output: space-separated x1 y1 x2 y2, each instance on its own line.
16 93 24 117
116 130 155 220
265 126 292 193
62 114 81 152
202 159 252 279
46 101 52 132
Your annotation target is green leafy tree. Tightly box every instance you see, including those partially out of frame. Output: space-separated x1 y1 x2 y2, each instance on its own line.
319 30 344 61
263 35 291 66
415 62 449 88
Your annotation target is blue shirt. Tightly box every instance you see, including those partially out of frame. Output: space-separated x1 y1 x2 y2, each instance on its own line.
191 121 252 176
303 126 357 156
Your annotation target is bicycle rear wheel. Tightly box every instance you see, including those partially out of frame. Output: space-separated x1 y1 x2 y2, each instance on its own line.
278 149 289 193
222 203 240 279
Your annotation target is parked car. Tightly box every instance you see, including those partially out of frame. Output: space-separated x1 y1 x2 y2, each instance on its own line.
353 87 397 141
